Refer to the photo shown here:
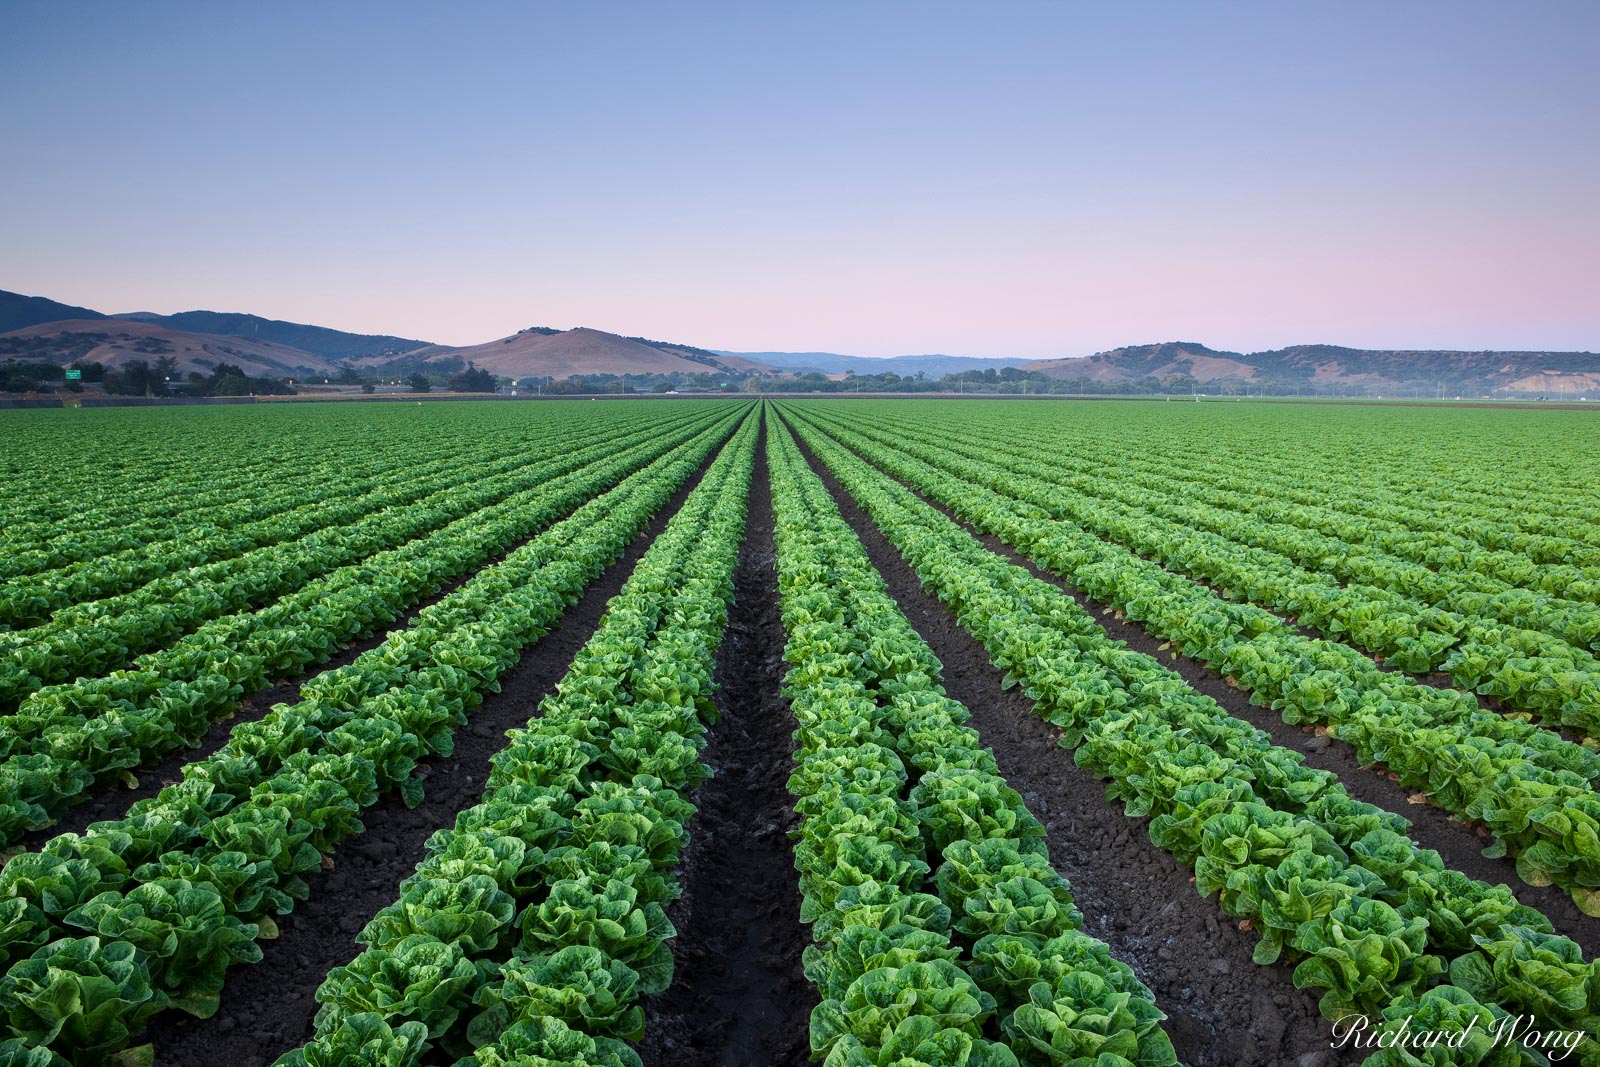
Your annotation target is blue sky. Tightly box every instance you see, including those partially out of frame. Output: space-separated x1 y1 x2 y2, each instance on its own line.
2 2 1595 356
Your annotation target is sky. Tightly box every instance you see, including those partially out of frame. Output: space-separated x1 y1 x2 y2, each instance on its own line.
2 2 1596 358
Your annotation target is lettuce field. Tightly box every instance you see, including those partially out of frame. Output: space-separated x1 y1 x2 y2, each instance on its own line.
0 398 1596 1067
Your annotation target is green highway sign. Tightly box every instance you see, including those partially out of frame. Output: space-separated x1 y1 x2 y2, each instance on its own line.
64 369 81 380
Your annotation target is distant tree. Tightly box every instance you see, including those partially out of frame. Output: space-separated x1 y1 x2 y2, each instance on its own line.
202 363 248 396
448 365 496 392
361 382 376 394
0 361 70 393
409 373 432 393
103 359 167 397
336 366 363 385
210 372 252 396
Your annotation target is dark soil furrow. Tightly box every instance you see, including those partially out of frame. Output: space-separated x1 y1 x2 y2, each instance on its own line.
27 562 486 847
635 414 814 1067
1061 502 1591 748
831 414 1565 739
145 437 732 1067
786 420 1351 1067
831 432 1600 957
26 422 719 846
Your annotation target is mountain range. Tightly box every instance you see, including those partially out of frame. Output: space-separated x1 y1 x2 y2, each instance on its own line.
721 351 1014 377
1018 342 1600 393
0 317 345 379
117 310 429 361
2 288 1596 392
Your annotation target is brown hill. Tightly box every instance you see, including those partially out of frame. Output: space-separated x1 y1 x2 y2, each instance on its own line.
698 351 771 374
1023 342 1600 392
1024 343 1259 383
0 319 342 378
390 327 770 380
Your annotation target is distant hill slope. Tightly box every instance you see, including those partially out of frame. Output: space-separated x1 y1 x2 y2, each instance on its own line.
115 310 431 360
1023 342 1600 392
7 288 1595 390
0 319 344 377
1256 345 1600 390
1024 343 1258 384
376 327 774 380
0 290 108 333
724 350 1015 377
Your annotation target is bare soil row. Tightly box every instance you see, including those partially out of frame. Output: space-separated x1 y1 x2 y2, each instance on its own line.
635 422 814 1067
821 430 1600 957
786 425 1351 1067
146 441 730 1066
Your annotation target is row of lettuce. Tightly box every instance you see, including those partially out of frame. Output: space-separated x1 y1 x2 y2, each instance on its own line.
941 403 1600 597
931 401 1600 575
0 406 714 706
0 421 574 629
779 406 1599 1066
793 403 1600 917
955 408 1600 718
969 402 1600 653
1084 429 1600 610
0 402 605 585
267 408 760 1067
0 408 748 1066
0 409 728 847
808 405 1600 735
1 408 410 579
768 415 1178 1067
